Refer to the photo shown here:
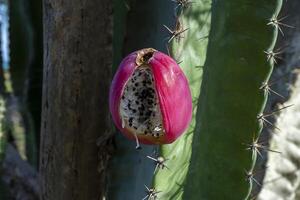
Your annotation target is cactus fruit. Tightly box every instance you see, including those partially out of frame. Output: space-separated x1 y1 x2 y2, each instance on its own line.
109 48 192 146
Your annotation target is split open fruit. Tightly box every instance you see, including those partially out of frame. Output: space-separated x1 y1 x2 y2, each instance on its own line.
109 48 192 146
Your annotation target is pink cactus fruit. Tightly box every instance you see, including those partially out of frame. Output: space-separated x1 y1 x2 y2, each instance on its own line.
109 48 192 146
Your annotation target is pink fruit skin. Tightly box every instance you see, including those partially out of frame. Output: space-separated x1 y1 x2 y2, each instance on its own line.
109 49 192 145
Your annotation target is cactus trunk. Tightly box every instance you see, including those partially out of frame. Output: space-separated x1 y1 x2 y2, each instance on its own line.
183 0 282 199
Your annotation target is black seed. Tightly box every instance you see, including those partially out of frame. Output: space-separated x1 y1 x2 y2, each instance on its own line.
122 95 125 100
133 126 137 129
129 117 133 123
129 123 132 127
135 100 140 105
132 109 137 113
144 131 148 135
146 111 152 116
133 87 136 91
134 83 139 87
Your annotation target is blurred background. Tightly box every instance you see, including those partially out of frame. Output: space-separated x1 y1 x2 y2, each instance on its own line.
0 0 42 199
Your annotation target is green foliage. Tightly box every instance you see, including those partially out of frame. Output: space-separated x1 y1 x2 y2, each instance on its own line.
183 0 282 199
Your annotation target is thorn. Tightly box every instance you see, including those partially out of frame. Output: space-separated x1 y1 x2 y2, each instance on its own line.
166 44 171 57
163 19 189 43
264 47 284 64
197 35 208 42
177 60 183 64
142 185 161 200
267 15 294 36
195 65 204 69
257 104 293 130
257 113 280 131
262 104 293 117
171 0 194 10
245 169 262 187
147 155 169 174
244 136 281 158
244 136 263 158
260 81 285 99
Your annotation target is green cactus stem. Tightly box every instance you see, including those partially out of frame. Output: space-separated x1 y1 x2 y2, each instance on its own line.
183 0 282 199
152 1 211 199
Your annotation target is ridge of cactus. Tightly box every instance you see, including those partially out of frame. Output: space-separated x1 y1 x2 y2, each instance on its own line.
258 20 300 200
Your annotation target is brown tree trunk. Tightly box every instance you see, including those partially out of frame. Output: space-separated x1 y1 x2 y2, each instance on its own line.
40 1 113 200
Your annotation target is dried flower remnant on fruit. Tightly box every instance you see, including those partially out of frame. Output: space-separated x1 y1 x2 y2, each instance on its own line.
143 185 161 200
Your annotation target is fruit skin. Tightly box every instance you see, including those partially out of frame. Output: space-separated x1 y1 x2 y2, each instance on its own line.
109 48 192 145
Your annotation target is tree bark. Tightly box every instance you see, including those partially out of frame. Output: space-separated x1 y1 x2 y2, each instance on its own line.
40 1 113 200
